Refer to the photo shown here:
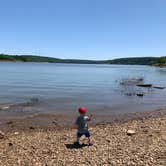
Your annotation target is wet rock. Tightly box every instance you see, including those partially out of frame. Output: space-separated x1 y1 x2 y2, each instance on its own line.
137 93 144 97
0 106 10 110
6 121 13 125
30 98 39 104
126 93 135 96
120 77 144 86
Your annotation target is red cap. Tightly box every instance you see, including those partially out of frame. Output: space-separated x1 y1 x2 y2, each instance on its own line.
78 107 87 114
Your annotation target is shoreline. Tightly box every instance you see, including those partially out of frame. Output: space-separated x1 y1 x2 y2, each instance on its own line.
0 111 165 165
0 107 166 133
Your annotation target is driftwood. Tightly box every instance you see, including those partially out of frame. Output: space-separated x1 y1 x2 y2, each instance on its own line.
136 84 152 88
153 86 165 89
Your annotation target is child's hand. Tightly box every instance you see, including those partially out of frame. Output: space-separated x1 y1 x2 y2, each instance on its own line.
89 114 94 120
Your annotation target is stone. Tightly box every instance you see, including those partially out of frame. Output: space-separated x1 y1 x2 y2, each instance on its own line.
6 121 13 125
8 142 13 146
0 130 5 139
127 130 136 136
29 126 35 130
14 132 19 135
0 106 9 110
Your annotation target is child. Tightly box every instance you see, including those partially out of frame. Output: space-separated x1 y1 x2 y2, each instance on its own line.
74 107 93 146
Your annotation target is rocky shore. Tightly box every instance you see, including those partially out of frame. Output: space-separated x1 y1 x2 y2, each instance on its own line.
0 113 166 165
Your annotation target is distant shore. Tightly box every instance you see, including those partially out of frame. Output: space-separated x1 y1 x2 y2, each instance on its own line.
1 54 165 65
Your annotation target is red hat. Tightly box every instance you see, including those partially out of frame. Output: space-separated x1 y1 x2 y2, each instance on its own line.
78 107 87 114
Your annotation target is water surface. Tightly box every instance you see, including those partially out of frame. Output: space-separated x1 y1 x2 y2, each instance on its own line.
0 62 166 118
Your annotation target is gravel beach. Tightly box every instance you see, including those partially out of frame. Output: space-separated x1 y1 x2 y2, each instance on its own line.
0 113 166 165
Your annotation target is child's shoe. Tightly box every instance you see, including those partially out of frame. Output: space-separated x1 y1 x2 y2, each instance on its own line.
88 143 93 146
74 141 80 146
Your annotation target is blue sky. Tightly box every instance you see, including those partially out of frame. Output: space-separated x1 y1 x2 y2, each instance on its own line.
0 0 166 60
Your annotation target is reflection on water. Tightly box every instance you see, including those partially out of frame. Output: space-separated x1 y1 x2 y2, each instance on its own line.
0 62 166 117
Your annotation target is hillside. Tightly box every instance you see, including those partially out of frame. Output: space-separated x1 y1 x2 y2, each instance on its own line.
107 57 159 65
154 56 166 67
0 54 104 64
1 54 166 66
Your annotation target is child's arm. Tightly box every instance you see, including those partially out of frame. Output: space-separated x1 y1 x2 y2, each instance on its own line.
87 114 93 121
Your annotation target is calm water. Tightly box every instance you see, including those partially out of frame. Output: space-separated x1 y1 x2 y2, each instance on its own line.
0 62 166 117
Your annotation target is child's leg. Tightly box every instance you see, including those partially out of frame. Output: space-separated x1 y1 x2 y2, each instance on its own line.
87 137 93 146
76 136 80 143
74 132 82 145
87 137 91 144
85 131 92 145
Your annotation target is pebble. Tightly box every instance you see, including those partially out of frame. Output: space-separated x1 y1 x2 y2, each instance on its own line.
14 132 19 135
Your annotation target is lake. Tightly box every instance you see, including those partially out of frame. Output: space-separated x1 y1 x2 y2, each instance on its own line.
0 62 166 118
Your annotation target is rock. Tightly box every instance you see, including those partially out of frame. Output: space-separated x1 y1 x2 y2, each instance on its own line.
126 93 135 96
8 142 13 146
0 130 5 139
127 130 136 136
143 129 148 133
106 138 111 143
6 121 13 125
0 106 9 110
29 126 35 130
14 132 19 135
52 121 58 125
30 97 39 104
137 93 144 97
120 77 144 86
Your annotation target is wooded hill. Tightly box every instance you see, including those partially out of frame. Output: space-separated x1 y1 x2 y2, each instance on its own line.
0 54 104 64
0 54 165 66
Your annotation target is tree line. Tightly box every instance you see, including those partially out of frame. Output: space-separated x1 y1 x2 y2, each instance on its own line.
0 54 166 66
